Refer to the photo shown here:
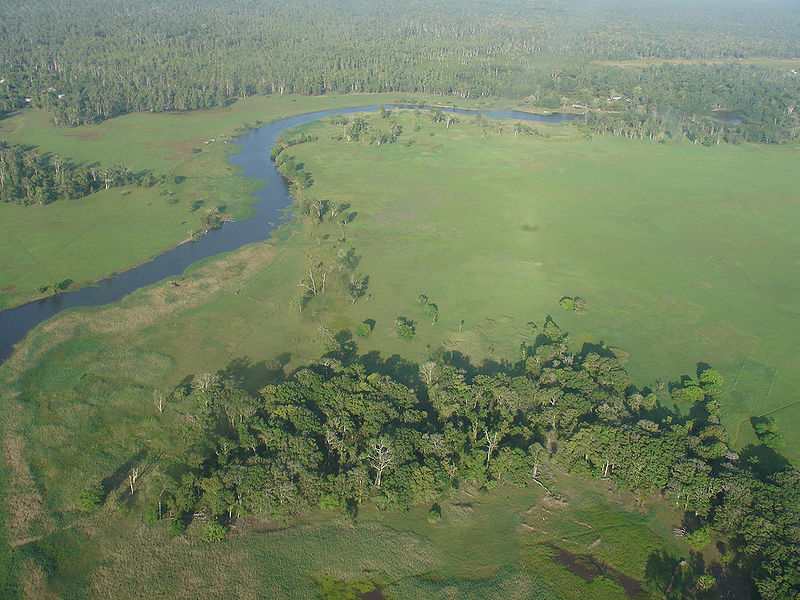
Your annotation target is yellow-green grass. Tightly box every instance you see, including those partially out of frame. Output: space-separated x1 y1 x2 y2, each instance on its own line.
0 93 508 308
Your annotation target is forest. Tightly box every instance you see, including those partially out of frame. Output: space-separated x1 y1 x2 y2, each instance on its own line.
1 0 799 143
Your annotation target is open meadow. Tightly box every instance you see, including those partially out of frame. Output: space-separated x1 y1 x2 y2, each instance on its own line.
0 94 500 308
1 105 798 598
282 110 800 460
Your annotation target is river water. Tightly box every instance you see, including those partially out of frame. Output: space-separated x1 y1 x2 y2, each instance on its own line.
0 104 576 361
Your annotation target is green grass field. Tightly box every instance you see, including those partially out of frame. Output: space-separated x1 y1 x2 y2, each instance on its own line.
281 110 800 460
0 94 506 308
1 104 798 598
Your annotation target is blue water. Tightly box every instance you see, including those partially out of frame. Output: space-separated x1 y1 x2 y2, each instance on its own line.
0 104 577 361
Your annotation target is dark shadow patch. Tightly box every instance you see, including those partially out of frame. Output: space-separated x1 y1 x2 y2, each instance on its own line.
546 543 647 599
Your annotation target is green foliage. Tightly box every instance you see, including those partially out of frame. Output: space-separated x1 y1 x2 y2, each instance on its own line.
354 321 373 337
558 296 574 311
319 493 340 510
318 577 376 600
394 317 415 340
201 519 227 543
427 504 442 522
0 141 156 206
76 482 104 512
686 526 711 550
167 518 186 536
144 505 159 524
698 368 724 397
2 0 799 144
752 417 786 450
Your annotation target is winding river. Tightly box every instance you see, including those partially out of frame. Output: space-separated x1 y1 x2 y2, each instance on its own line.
0 105 577 362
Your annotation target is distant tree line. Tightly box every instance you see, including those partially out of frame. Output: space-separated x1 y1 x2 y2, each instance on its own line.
133 318 798 599
1 0 799 143
0 141 159 205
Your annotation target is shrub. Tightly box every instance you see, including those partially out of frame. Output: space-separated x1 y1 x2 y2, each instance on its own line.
319 493 340 510
168 518 186 536
559 296 574 311
394 317 415 340
686 526 711 550
355 321 373 337
144 505 160 524
202 519 227 543
76 482 104 512
752 417 786 450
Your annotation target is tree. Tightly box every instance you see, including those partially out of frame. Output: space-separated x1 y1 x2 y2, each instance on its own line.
394 317 415 340
366 440 393 489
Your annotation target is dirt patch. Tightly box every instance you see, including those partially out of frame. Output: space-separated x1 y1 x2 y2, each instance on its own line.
545 543 647 599
541 493 569 508
0 285 17 293
63 130 104 141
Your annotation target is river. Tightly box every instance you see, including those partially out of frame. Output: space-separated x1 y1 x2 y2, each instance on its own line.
0 104 577 362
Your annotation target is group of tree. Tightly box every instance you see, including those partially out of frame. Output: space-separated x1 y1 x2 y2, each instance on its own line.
272 142 368 311
326 115 403 146
2 0 800 143
0 141 159 205
112 316 799 599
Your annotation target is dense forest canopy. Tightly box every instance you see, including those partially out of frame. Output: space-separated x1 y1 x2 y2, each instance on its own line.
1 0 799 142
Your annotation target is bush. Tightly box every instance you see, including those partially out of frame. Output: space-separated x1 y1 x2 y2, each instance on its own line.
752 417 786 450
355 321 373 337
201 519 227 543
394 317 415 340
319 493 340 510
76 482 104 512
427 503 442 522
144 505 160 524
558 296 574 311
686 526 711 550
167 518 186 536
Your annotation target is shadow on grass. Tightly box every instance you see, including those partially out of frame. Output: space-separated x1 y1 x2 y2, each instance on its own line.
219 355 288 392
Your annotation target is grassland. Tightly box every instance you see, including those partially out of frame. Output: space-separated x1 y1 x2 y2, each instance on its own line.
1 105 797 598
282 111 800 460
0 93 507 309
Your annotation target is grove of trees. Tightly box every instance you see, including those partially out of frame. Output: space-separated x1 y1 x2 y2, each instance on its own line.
127 318 799 599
